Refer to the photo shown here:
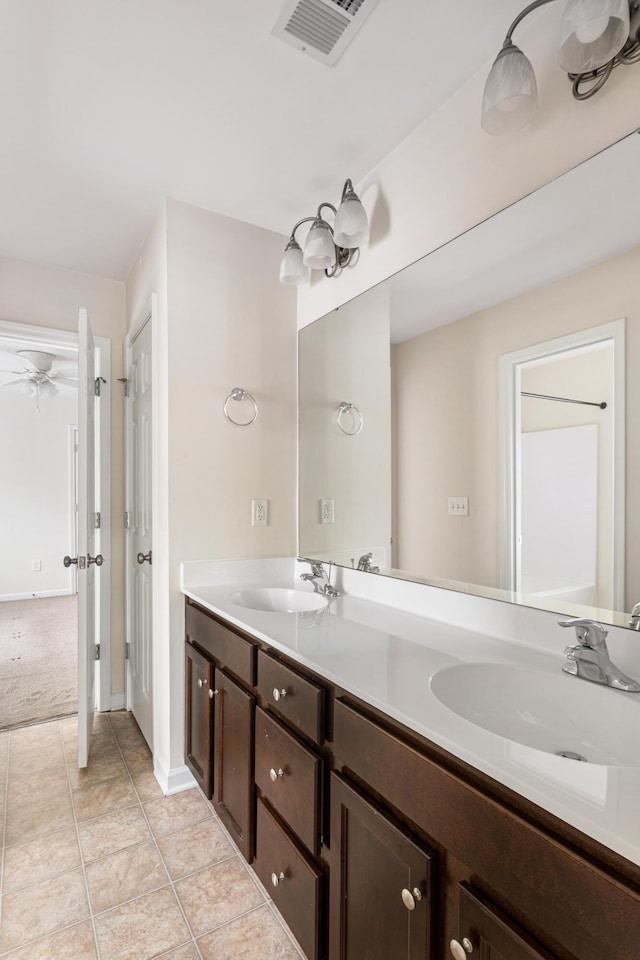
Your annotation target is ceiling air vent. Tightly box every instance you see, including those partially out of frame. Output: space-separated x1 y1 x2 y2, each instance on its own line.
271 0 381 66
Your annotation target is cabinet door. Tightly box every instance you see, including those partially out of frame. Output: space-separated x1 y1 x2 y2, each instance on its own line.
329 773 434 960
185 641 215 797
453 883 560 960
213 670 255 862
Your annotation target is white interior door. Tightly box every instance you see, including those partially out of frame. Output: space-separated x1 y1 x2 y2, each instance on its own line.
77 308 97 767
128 317 153 747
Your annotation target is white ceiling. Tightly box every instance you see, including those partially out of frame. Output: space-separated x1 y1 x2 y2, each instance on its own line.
0 0 528 280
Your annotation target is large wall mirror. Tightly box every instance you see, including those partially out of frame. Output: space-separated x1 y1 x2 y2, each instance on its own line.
299 130 640 630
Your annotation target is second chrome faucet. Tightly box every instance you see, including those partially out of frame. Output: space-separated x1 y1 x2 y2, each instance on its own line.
558 618 640 692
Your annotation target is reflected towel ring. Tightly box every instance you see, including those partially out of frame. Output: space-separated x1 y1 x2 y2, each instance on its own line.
337 401 363 436
224 388 258 426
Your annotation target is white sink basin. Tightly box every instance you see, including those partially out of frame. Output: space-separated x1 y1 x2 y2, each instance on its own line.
230 588 329 614
429 662 640 766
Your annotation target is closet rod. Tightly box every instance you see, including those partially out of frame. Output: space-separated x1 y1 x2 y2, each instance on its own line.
521 391 607 410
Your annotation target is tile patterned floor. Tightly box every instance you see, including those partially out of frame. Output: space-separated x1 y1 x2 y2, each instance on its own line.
0 713 305 959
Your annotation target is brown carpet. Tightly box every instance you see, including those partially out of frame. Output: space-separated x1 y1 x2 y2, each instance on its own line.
0 595 77 729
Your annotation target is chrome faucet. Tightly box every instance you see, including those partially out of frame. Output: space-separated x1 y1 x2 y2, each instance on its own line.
558 618 640 692
300 561 340 598
629 603 640 631
357 552 379 573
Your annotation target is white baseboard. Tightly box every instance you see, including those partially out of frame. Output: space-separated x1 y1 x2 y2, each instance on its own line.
110 692 126 711
0 588 74 602
153 755 197 796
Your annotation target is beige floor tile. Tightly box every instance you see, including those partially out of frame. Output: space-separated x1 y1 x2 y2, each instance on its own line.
4 791 74 845
72 773 138 822
122 743 153 767
143 789 212 838
6 765 70 805
78 803 152 862
0 867 89 952
3 825 81 892
9 721 62 749
176 858 265 938
0 920 98 960
85 839 169 913
7 742 65 779
94 886 191 960
67 753 128 790
128 765 164 801
155 945 200 960
198 904 301 960
157 818 234 880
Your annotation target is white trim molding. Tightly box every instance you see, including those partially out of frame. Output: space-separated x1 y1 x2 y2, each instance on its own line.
153 755 197 796
110 692 126 711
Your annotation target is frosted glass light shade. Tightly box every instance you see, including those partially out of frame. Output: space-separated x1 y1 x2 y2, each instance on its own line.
20 379 37 397
334 195 369 249
481 43 538 135
558 0 630 72
38 379 58 400
303 219 336 270
279 239 310 286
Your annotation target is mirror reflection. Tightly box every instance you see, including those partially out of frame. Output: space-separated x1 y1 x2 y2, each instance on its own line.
298 131 640 628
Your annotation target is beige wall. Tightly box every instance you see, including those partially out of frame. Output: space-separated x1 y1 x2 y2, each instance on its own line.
297 6 639 330
393 246 639 610
299 284 391 566
0 256 127 694
126 200 296 774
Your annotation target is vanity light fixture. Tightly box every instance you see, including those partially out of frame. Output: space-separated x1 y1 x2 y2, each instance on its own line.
482 0 640 135
279 179 369 286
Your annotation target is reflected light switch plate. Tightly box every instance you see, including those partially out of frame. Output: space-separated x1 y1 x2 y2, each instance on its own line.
320 499 335 524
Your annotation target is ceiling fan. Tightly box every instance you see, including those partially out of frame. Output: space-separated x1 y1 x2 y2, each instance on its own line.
0 349 79 412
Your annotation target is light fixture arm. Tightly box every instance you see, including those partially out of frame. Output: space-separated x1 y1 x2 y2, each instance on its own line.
503 0 557 43
288 215 319 244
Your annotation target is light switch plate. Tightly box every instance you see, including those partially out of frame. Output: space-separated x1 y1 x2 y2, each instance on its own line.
448 497 469 516
320 499 335 524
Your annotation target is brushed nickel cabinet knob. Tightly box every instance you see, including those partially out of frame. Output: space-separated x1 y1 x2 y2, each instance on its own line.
269 767 285 782
271 871 285 887
272 687 287 702
450 938 474 959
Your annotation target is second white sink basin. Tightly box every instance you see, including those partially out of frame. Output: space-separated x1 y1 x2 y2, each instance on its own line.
429 662 640 766
230 588 329 614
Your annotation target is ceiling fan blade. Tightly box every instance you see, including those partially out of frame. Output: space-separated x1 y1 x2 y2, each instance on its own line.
0 377 28 388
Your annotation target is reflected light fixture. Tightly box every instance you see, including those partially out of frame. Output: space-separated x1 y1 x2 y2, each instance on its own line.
482 0 640 135
279 179 369 286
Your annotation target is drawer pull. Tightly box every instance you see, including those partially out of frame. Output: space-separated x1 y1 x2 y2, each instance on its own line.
401 887 422 910
450 939 474 959
269 767 285 782
272 687 287 702
271 870 286 887
208 688 218 699
197 678 206 689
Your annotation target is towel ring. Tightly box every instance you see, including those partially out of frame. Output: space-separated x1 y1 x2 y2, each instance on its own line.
336 401 363 436
224 388 258 426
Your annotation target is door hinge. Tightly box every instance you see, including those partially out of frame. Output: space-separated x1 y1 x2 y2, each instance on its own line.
124 511 131 529
94 511 101 529
117 377 130 398
94 376 107 397
95 644 101 661
125 642 130 660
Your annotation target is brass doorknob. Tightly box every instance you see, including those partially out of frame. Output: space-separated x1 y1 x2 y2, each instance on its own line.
137 551 152 565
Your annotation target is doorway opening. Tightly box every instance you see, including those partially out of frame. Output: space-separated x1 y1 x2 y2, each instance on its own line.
0 319 111 732
500 320 625 612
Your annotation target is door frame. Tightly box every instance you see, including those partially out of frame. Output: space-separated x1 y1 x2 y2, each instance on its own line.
124 293 164 756
0 318 111 711
499 319 626 610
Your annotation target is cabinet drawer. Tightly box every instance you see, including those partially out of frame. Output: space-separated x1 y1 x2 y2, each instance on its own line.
258 650 324 744
457 883 560 960
255 707 322 855
254 797 322 960
186 601 256 687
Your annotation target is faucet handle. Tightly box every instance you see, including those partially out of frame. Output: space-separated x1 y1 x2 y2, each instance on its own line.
558 618 608 650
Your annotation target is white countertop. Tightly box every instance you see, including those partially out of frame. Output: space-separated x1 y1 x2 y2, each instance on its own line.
181 558 640 869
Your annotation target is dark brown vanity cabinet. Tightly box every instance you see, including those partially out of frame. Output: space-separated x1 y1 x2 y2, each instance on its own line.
453 884 560 960
185 640 215 795
329 773 434 960
184 599 257 860
185 599 640 960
